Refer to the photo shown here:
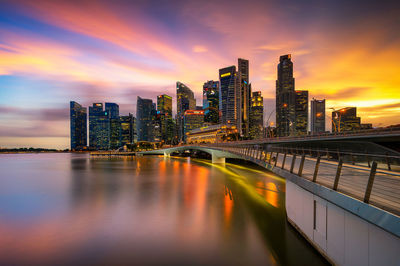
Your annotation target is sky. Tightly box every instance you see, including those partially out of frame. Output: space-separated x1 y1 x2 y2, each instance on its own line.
0 0 399 149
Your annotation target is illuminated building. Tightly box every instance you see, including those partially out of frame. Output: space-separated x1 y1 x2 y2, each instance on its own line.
249 91 264 139
295 90 308 135
311 98 325 134
70 101 87 150
186 124 238 144
332 107 361 132
177 82 196 142
157 94 172 115
120 113 135 147
238 58 251 138
219 66 240 129
105 103 121 149
203 80 219 124
89 103 110 150
157 94 174 144
183 110 204 142
276 54 296 137
136 96 155 142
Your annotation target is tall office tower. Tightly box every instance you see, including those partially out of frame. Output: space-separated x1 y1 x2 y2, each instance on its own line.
105 103 119 119
203 80 219 124
276 54 296 137
105 103 121 149
238 58 251 137
157 94 173 144
136 97 154 142
70 101 87 150
249 91 264 139
295 90 308 135
89 103 110 150
332 107 361 133
176 82 196 142
219 66 240 129
183 110 204 142
311 99 326 134
120 113 134 147
157 94 172 114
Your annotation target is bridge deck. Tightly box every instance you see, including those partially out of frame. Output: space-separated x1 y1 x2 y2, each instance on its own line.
219 146 400 217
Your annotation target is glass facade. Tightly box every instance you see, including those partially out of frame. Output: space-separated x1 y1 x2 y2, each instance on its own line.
219 66 239 128
249 91 264 139
136 96 155 142
295 90 308 135
157 94 174 144
332 107 361 132
70 101 87 150
238 58 251 137
311 98 326 134
106 103 121 149
183 110 204 142
276 54 296 136
203 80 220 124
120 113 134 147
89 103 110 150
176 82 196 142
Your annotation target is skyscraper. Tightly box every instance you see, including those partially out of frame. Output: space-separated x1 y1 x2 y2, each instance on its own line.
183 110 204 142
276 54 296 137
157 94 174 144
238 58 251 137
332 107 361 133
157 94 172 115
249 91 264 139
295 90 308 135
203 80 219 124
105 103 121 149
70 101 87 150
120 113 135 147
311 99 326 134
89 103 110 150
136 97 154 142
176 82 196 142
219 66 239 129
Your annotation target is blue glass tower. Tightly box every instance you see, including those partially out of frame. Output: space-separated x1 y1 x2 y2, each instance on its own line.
70 101 87 150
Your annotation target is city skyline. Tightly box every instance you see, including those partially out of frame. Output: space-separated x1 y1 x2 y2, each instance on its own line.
1 0 400 149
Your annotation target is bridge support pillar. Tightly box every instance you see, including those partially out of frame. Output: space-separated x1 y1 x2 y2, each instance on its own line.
211 152 225 164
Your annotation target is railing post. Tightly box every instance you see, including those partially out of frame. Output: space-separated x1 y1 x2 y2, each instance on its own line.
312 156 321 182
326 148 329 159
259 148 263 160
366 151 371 167
364 161 378 204
333 159 343 191
351 153 355 165
290 154 297 173
268 151 273 164
386 153 391 171
274 152 279 167
337 148 341 161
282 152 287 169
298 154 306 177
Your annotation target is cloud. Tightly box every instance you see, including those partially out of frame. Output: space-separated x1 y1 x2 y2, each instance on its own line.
192 45 208 53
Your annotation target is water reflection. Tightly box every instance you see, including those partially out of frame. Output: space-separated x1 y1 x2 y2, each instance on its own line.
0 154 328 265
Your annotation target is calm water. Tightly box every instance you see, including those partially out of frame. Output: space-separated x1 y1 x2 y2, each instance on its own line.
0 153 328 265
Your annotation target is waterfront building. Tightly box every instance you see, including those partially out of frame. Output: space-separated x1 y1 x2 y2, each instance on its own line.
203 80 220 124
89 103 110 150
183 110 204 141
249 91 264 139
219 66 240 129
332 107 361 132
186 124 238 144
157 94 172 115
70 101 87 150
136 96 155 142
238 58 251 138
120 113 135 147
311 98 326 134
105 103 121 149
295 90 308 135
177 82 196 142
276 54 296 137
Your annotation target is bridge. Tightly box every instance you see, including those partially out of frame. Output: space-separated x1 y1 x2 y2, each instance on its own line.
138 132 400 265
